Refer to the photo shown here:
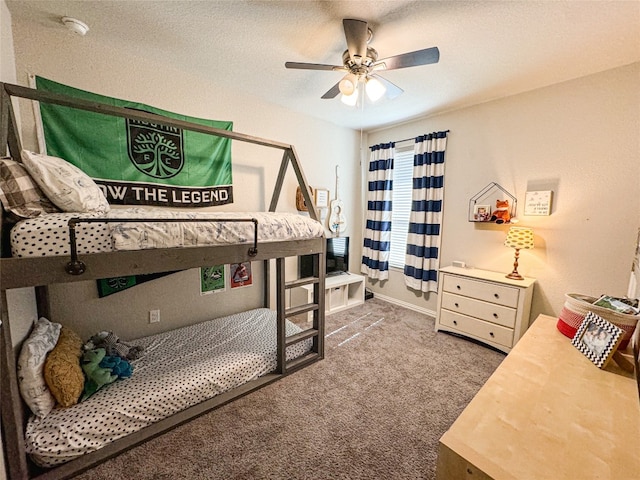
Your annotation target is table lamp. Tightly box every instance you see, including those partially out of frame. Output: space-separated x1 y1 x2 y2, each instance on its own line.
504 227 534 280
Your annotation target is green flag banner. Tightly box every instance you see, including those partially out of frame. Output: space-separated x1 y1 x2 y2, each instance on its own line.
96 271 179 298
35 76 233 207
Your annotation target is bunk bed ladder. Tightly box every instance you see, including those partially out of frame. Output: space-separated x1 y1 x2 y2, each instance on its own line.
275 253 325 374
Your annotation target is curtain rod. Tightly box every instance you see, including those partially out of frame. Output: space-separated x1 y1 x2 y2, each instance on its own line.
394 130 450 144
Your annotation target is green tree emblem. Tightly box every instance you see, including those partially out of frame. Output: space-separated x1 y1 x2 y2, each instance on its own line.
132 132 181 178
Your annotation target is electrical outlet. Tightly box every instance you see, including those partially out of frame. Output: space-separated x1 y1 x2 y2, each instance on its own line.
149 309 160 324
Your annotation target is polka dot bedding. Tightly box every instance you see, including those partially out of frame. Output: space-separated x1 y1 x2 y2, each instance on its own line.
10 208 325 258
25 308 312 467
10 212 112 257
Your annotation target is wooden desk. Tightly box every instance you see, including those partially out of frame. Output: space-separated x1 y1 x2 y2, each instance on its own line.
437 314 640 479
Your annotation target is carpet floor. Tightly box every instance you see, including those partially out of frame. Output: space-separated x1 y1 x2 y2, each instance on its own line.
73 298 504 480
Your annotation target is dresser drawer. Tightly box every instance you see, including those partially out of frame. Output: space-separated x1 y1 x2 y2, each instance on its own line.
439 310 514 348
442 274 519 308
441 292 517 328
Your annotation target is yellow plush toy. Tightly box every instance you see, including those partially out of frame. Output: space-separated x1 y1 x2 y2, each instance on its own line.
44 327 85 407
491 199 511 224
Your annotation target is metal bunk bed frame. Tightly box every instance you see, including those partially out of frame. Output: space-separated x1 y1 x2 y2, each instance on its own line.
0 82 326 480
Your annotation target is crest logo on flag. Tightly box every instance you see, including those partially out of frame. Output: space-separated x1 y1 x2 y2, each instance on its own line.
126 117 184 179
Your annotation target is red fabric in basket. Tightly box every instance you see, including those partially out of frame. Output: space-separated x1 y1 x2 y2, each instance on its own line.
558 306 635 349
557 306 585 339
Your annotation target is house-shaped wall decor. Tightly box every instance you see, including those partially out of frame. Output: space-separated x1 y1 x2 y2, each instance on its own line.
468 182 517 224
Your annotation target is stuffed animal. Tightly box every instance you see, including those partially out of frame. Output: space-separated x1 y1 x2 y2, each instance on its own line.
81 348 118 401
99 355 133 379
44 326 85 408
491 199 511 224
86 331 144 360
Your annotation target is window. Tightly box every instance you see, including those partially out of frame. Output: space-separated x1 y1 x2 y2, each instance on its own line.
389 147 413 269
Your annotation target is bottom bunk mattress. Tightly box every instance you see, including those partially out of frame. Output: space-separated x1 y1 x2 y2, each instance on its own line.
25 308 312 467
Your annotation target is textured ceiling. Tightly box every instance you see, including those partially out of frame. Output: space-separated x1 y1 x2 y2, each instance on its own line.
6 0 640 131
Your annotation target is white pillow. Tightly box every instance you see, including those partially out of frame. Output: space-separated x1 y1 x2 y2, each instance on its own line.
21 150 110 213
17 317 62 418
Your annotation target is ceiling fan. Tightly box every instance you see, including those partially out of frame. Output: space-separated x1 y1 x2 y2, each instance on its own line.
285 18 440 105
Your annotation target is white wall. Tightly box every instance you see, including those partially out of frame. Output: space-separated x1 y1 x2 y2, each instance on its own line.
0 0 17 139
8 15 361 339
0 1 15 79
366 62 640 323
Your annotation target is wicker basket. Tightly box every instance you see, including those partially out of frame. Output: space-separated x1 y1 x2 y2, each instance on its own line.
557 293 639 349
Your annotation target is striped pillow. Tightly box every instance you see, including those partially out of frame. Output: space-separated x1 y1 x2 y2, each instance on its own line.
0 158 60 220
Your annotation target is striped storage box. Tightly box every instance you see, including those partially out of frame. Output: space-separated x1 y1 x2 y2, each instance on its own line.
558 293 639 349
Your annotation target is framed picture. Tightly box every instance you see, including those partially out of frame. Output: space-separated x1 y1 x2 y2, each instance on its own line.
314 189 329 208
524 190 553 216
473 204 491 222
571 312 624 368
230 262 253 289
200 265 226 295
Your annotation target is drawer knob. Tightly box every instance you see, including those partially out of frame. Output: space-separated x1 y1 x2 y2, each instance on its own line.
494 293 500 299
456 285 461 290
489 331 495 337
493 313 498 318
453 320 458 325
454 303 459 308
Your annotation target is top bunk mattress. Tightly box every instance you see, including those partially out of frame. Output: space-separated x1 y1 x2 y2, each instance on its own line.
10 208 324 258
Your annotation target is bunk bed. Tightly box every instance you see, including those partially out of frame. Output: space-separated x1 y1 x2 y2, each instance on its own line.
0 82 326 480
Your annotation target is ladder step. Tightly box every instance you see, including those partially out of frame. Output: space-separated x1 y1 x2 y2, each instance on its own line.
285 276 319 289
286 351 321 371
285 303 318 318
285 328 318 347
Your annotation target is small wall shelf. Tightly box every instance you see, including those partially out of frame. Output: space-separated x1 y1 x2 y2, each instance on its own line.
469 182 517 224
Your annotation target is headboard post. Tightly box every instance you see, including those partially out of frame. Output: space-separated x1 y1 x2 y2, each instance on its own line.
268 150 290 213
0 290 30 480
0 84 23 258
0 84 23 159
35 286 50 319
0 86 10 156
0 203 9 258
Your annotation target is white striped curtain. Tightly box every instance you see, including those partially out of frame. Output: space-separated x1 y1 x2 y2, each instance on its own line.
404 132 448 293
361 142 395 280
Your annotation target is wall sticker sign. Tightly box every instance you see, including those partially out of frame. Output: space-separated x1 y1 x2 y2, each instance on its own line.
524 190 553 216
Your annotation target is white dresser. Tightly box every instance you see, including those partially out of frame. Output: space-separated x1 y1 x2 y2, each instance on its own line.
435 266 536 353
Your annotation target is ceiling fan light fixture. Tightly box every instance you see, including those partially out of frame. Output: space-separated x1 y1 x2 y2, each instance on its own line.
285 18 439 105
338 73 358 96
341 85 359 106
365 76 386 102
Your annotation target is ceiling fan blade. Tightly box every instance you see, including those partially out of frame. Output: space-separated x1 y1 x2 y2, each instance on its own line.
321 82 341 99
285 62 345 71
343 19 369 65
373 46 440 71
370 74 404 100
